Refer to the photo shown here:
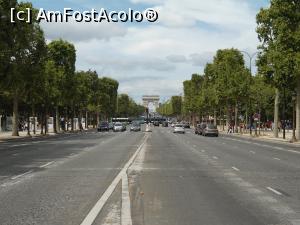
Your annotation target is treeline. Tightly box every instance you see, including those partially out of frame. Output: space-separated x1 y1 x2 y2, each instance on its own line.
159 49 275 129
159 0 300 140
0 1 142 136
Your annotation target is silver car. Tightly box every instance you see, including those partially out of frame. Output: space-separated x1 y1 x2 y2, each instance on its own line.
113 122 126 132
173 124 185 134
202 124 219 137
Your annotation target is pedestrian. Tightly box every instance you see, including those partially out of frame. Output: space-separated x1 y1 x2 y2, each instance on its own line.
227 125 233 134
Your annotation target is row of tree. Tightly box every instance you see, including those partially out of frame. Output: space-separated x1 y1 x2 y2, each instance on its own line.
0 1 142 136
159 0 299 140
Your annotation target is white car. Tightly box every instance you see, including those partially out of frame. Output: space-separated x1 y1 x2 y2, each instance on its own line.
173 124 185 134
113 122 126 132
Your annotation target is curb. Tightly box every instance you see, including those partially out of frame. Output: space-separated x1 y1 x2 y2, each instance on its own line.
220 132 300 147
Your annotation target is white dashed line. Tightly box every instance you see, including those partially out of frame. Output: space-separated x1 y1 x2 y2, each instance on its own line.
11 170 33 180
267 187 283 196
232 167 240 171
273 157 281 161
11 143 29 147
39 161 54 168
213 156 218 160
250 151 256 154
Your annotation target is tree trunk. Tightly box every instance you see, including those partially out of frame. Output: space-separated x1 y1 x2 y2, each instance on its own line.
226 103 230 131
12 93 19 136
71 109 74 131
27 111 31 136
55 106 59 133
32 106 36 135
274 88 279 138
214 110 217 126
296 77 300 139
234 103 238 133
85 111 88 129
40 114 44 135
45 108 48 135
96 111 100 126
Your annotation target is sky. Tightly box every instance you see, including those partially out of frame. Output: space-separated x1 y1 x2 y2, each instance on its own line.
28 0 270 103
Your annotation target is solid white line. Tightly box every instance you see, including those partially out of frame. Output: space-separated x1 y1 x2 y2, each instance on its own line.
121 174 132 225
232 167 240 171
39 161 54 168
80 134 149 225
267 187 283 196
11 170 33 180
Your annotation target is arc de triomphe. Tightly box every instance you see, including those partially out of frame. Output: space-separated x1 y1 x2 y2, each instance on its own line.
142 95 160 112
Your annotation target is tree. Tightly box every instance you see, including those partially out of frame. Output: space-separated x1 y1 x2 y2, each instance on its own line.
0 1 46 136
47 39 76 131
171 96 182 118
256 0 300 139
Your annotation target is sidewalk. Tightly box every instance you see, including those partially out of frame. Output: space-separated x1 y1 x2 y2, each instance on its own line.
0 130 58 142
219 128 300 146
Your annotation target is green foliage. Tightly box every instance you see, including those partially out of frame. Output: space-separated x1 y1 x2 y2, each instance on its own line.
117 94 144 118
256 0 300 90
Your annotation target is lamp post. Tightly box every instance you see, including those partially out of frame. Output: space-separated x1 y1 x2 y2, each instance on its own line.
241 51 259 136
291 95 297 142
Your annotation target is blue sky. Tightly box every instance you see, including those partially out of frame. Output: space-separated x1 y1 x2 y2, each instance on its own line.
27 0 270 103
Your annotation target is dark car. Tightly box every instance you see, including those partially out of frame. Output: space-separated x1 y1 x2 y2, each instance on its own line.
162 121 169 127
203 124 219 137
183 122 191 129
97 121 109 132
195 123 207 135
153 121 160 127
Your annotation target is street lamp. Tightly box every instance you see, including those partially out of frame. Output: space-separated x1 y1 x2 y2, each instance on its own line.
291 95 297 143
241 51 259 136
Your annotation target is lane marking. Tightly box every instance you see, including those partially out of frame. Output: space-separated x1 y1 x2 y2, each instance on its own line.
11 170 33 180
11 143 29 147
213 156 218 160
80 134 149 225
267 187 283 196
121 174 132 225
39 161 54 168
232 167 240 171
273 157 281 161
224 137 300 155
250 151 256 154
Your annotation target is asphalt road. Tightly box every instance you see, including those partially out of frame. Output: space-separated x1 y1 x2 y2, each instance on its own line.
0 126 299 225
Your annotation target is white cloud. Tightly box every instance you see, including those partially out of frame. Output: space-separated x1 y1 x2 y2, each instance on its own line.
41 20 127 42
42 0 265 101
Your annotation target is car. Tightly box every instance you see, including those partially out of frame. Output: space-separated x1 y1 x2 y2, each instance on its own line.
108 122 114 130
195 124 201 134
173 124 185 134
183 122 191 129
97 121 109 132
113 122 126 132
203 124 219 137
130 122 141 132
162 121 169 127
153 121 160 127
195 123 207 135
